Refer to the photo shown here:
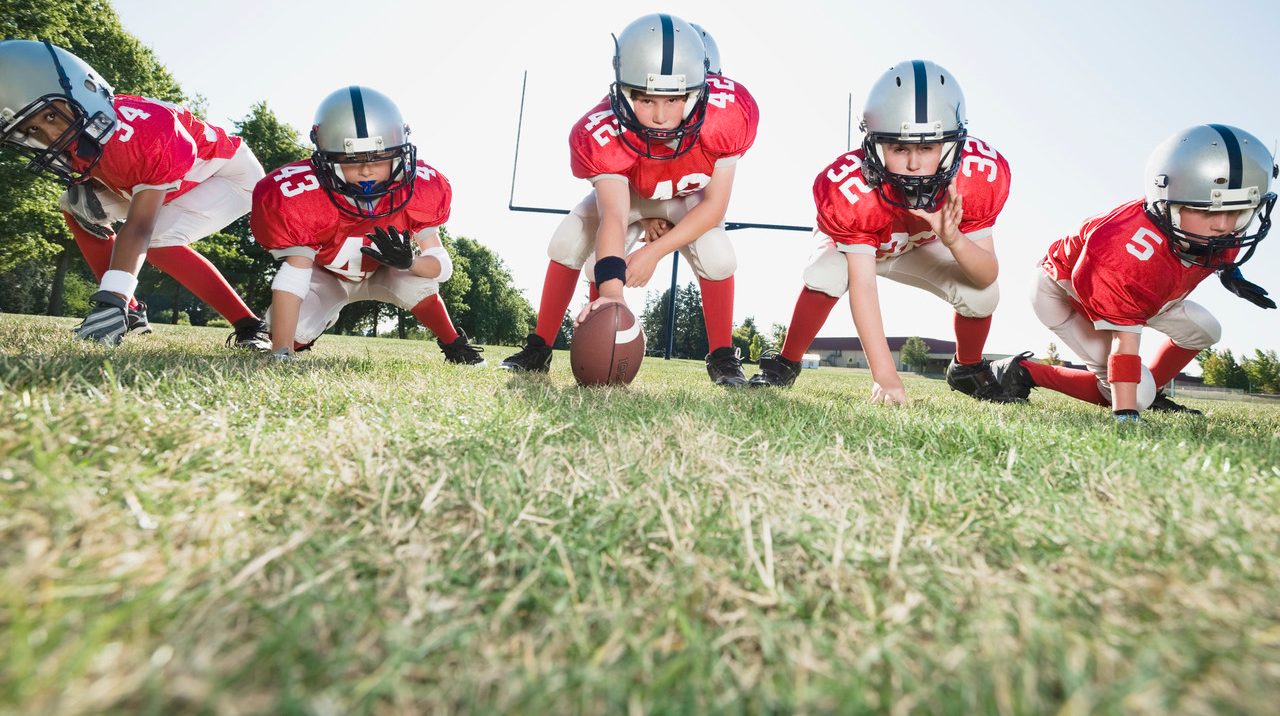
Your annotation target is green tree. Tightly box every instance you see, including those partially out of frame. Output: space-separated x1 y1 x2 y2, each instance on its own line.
555 312 575 350
222 102 313 313
640 282 707 359
748 334 764 363
1200 348 1249 390
1242 349 1280 394
768 322 788 353
441 233 533 345
731 316 760 361
1043 342 1063 366
900 336 929 373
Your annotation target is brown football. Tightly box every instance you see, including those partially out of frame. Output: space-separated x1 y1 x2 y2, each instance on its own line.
570 303 645 386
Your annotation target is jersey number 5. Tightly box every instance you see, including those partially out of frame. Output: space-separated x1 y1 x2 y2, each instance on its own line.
1125 227 1164 261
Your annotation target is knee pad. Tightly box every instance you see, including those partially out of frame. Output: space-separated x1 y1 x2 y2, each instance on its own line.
547 214 593 269
955 281 1000 318
802 250 848 297
1175 302 1222 348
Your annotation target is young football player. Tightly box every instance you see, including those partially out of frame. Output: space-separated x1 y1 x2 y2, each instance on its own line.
500 13 759 386
250 86 482 365
994 124 1275 420
0 40 270 347
749 60 1014 405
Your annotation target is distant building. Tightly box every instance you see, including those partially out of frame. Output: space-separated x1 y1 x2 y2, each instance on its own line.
806 336 962 374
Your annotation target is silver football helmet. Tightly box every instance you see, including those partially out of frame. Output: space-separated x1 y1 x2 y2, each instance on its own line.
1144 124 1277 269
859 59 967 211
0 39 117 184
310 86 416 219
690 24 721 75
608 13 709 159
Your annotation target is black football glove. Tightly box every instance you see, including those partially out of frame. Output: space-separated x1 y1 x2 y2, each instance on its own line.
361 226 415 270
73 290 130 345
1220 267 1276 309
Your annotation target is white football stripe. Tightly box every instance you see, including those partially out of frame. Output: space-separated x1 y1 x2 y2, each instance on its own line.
615 321 641 344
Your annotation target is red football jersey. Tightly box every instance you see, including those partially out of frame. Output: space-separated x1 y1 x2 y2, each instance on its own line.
251 159 451 282
813 137 1012 259
77 95 242 202
568 75 758 200
1041 200 1228 328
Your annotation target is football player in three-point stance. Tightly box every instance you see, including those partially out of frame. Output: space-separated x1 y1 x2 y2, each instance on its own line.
500 13 759 386
750 60 1016 404
0 40 270 348
994 125 1276 420
250 86 482 364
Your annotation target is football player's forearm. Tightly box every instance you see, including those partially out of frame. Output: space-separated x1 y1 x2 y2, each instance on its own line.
846 263 897 382
946 238 998 287
110 189 165 276
648 199 727 255
595 217 627 298
108 220 152 276
852 301 897 381
269 291 302 351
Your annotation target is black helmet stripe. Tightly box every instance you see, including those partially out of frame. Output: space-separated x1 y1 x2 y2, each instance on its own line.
348 86 368 139
1209 123 1243 189
659 14 674 75
42 40 74 97
912 60 928 123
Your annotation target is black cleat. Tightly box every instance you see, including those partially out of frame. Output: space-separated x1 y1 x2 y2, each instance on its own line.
126 300 153 335
500 334 552 372
706 346 747 387
946 357 1020 403
1148 391 1202 415
988 351 1036 402
227 317 271 351
748 351 802 388
438 329 486 366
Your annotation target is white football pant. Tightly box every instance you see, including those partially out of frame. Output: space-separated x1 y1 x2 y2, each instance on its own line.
800 231 999 318
68 141 264 248
551 189 736 281
1030 269 1220 407
267 267 441 344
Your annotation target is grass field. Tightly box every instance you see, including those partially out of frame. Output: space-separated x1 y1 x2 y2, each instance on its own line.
2 314 1279 715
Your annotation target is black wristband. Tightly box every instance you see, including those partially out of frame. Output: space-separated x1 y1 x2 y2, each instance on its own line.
594 255 627 286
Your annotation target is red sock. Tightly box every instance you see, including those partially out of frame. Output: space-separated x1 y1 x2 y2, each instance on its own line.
780 287 839 362
146 245 254 324
410 294 459 343
65 214 138 310
1021 361 1108 405
954 313 992 364
534 261 580 345
1148 338 1201 388
698 275 734 352
588 282 599 302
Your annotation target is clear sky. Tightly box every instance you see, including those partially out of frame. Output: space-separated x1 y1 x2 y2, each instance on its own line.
112 0 1280 363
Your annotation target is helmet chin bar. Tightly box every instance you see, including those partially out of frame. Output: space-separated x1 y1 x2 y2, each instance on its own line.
860 131 966 212
0 94 110 185
1145 192 1276 270
608 83 708 160
311 143 417 219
